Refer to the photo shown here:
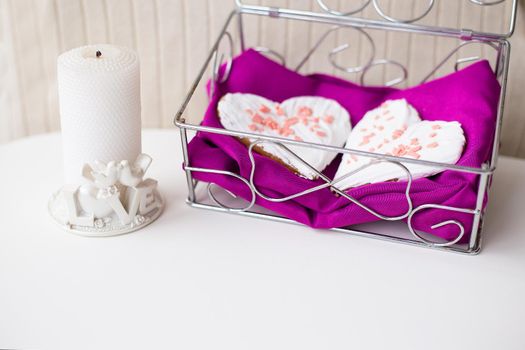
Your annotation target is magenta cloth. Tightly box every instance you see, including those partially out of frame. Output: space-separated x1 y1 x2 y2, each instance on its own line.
186 49 500 241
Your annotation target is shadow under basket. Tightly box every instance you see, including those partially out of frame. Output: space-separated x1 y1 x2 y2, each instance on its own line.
174 1 516 254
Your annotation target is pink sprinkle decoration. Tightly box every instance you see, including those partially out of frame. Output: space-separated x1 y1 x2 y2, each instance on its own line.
275 105 285 116
377 143 383 149
376 125 385 131
392 144 408 156
248 124 258 131
324 115 334 124
259 104 271 113
386 116 394 121
279 128 293 137
359 132 376 146
407 152 421 159
301 117 308 126
410 138 419 145
294 136 303 141
429 132 437 138
432 125 442 130
264 117 279 130
284 117 299 127
252 113 264 124
392 130 404 140
351 155 358 162
298 106 313 117
427 142 439 148
245 108 254 115
391 143 423 158
316 131 327 137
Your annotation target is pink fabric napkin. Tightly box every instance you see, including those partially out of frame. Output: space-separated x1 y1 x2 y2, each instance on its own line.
186 49 500 242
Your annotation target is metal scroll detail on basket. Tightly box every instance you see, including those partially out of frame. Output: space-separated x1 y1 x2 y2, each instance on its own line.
186 137 477 248
236 0 507 25
211 26 501 94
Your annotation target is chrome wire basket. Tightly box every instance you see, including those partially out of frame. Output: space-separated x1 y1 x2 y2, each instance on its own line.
174 0 517 254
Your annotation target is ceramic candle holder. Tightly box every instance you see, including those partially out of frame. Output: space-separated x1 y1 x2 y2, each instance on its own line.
49 154 164 236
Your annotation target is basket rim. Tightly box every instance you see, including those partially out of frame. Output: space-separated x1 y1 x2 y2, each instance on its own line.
234 0 518 40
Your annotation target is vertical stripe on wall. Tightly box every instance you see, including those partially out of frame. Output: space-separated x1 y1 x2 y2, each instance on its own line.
105 0 137 48
131 0 163 128
504 2 525 156
286 0 313 72
182 0 211 124
156 0 186 127
33 0 62 133
12 0 50 136
0 0 15 141
384 0 414 87
3 0 28 140
81 0 110 44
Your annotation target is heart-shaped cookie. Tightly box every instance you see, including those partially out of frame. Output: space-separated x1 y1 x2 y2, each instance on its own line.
334 99 465 189
218 93 352 179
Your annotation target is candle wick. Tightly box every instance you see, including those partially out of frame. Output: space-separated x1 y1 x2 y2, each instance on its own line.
96 50 102 58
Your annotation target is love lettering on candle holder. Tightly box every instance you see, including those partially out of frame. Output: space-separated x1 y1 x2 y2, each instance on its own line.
49 154 163 236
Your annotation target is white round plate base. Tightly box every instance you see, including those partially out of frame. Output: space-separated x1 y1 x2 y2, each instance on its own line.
48 189 164 237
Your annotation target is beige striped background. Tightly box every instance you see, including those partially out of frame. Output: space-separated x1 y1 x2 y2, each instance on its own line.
1 0 525 158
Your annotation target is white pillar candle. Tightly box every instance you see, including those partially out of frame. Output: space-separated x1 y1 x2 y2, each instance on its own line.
58 44 141 185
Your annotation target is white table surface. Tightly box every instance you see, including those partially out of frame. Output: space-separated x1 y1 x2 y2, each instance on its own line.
1 130 524 350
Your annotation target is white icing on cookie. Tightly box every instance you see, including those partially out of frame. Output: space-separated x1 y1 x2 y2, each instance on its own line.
334 99 465 189
218 93 352 179
337 99 422 175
